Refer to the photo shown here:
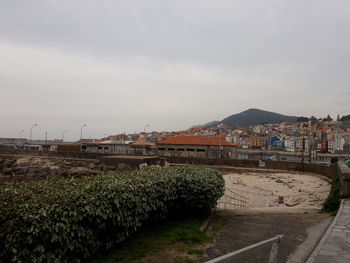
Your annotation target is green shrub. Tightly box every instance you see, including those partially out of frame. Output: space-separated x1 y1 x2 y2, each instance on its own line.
0 166 224 263
330 157 338 164
322 165 341 213
345 160 350 168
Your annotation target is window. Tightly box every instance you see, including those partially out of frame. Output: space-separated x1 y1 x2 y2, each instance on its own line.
196 149 205 152
168 148 175 151
187 148 195 151
177 148 185 151
158 148 166 151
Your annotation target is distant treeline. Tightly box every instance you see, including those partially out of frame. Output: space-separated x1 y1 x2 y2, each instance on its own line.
297 114 350 122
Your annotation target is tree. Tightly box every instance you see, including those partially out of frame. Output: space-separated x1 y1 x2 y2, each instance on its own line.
310 116 317 121
340 115 350 122
297 116 309 122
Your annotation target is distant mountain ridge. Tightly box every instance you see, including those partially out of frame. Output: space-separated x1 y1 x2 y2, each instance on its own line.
198 109 298 128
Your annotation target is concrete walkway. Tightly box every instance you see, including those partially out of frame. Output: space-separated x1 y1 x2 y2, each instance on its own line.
307 199 350 263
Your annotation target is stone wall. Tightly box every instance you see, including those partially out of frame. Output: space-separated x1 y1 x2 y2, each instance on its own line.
101 156 165 167
0 148 339 184
0 155 117 184
0 154 164 184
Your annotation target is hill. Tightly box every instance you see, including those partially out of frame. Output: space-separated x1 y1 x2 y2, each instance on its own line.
200 109 298 128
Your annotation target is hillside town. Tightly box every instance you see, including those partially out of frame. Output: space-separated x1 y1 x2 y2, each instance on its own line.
72 117 350 155
2 117 350 161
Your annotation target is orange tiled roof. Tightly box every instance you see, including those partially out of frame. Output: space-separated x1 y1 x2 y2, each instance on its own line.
131 141 156 146
84 140 108 145
157 136 237 146
217 133 228 138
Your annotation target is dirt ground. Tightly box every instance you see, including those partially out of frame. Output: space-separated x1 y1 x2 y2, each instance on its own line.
222 171 331 209
203 211 332 263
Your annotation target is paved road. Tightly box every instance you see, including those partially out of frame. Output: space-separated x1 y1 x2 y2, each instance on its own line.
307 199 350 263
203 211 331 263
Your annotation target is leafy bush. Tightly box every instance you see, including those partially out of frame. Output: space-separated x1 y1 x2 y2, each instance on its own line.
0 166 224 263
322 165 341 213
330 157 338 164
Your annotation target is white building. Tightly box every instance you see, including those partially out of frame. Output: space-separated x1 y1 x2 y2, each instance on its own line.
304 139 311 152
328 140 336 153
284 139 296 152
335 137 345 152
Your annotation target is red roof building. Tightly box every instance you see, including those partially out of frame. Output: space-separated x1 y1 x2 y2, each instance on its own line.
157 136 236 147
157 136 237 158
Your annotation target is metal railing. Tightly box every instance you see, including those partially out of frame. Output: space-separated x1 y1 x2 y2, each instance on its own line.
205 235 284 263
217 188 249 210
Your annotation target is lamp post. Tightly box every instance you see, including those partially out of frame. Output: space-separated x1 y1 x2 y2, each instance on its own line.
80 124 87 140
144 124 149 133
19 129 24 140
29 123 38 141
62 130 68 141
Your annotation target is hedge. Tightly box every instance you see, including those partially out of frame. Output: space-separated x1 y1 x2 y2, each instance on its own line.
322 164 341 213
0 166 224 263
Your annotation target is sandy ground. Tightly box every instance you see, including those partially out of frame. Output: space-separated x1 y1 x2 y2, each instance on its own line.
223 171 331 209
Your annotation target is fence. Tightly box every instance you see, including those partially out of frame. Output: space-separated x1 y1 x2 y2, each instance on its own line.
205 235 284 263
217 188 249 210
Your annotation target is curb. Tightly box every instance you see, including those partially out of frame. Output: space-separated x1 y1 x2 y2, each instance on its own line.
305 199 345 263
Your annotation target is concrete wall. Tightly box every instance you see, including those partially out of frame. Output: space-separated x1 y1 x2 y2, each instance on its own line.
164 156 337 178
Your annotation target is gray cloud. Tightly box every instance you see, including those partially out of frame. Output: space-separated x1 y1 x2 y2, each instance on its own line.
0 0 350 140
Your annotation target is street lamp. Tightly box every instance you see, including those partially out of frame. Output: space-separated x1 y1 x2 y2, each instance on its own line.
19 129 24 140
80 124 87 140
62 130 68 141
29 123 38 141
144 124 150 133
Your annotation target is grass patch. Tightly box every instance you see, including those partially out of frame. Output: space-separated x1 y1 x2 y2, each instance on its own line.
173 256 197 263
88 217 213 263
187 249 204 256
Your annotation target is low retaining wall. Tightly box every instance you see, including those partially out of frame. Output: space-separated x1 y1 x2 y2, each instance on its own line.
339 162 350 195
0 149 338 181
165 157 337 178
0 149 107 159
0 154 165 184
101 156 165 167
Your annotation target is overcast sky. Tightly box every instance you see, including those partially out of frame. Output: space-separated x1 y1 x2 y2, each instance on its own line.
1 0 349 141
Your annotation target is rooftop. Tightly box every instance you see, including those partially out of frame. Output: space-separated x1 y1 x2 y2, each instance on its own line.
157 136 237 147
